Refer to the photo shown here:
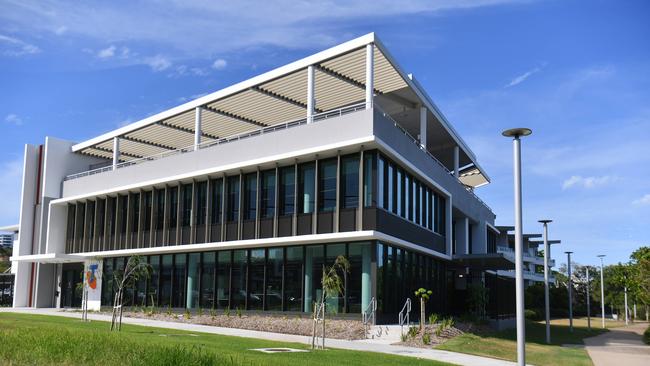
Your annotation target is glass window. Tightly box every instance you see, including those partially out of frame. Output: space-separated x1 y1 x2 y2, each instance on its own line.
231 249 247 309
131 193 140 234
348 242 371 314
279 166 295 216
340 154 359 209
388 163 394 213
96 199 105 246
168 188 178 229
318 159 337 212
200 252 215 308
377 155 385 209
267 247 283 311
285 246 303 311
66 204 75 253
376 243 385 312
196 182 207 226
143 191 152 232
217 251 231 308
298 163 315 214
304 245 324 312
148 255 159 307
261 170 276 218
415 182 421 225
243 173 257 221
173 254 186 308
106 197 116 249
186 253 200 308
118 197 128 234
364 152 375 207
248 249 265 310
181 184 192 227
210 178 223 224
101 258 113 305
87 201 95 246
226 176 240 222
396 169 402 216
160 254 173 307
326 243 346 314
154 189 165 231
405 175 411 221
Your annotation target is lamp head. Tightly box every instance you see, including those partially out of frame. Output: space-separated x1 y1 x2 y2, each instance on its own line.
597 254 606 258
502 128 532 138
538 219 552 224
565 251 573 255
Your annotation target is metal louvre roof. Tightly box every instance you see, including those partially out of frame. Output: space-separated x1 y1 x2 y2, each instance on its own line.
72 33 489 187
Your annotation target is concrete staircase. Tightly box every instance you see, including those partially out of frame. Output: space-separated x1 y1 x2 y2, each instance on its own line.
360 324 406 344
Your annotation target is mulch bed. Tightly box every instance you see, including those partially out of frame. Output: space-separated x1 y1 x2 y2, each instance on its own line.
396 321 490 348
110 309 367 340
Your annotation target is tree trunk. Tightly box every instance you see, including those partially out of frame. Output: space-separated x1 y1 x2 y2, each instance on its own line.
118 289 125 331
420 298 425 330
311 303 317 349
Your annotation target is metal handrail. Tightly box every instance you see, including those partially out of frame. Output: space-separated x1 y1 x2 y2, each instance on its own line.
362 297 377 328
65 102 367 181
374 104 493 212
399 298 411 335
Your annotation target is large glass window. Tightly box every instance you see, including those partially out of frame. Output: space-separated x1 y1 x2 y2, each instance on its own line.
304 245 323 312
226 176 240 222
200 252 215 308
243 173 257 221
298 163 315 214
260 170 275 218
318 159 337 212
210 178 223 224
248 249 265 310
363 152 375 207
148 256 160 306
101 258 113 305
377 156 385 209
267 248 283 311
326 243 346 313
231 249 247 309
160 254 173 307
154 189 164 231
285 246 303 311
143 191 152 233
348 242 371 314
387 163 394 213
168 188 178 229
196 181 207 226
131 193 140 245
217 251 231 308
405 175 411 221
172 254 186 308
279 166 295 216
181 184 192 228
340 154 359 209
186 253 200 308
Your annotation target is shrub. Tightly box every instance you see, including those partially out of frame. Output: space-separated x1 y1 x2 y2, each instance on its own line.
644 325 650 345
184 309 191 320
422 333 431 345
524 309 541 320
224 307 230 317
236 307 242 318
197 307 203 316
407 326 418 338
400 332 408 342
428 313 438 325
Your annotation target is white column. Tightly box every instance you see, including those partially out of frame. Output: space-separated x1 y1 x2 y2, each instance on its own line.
586 267 591 330
194 107 202 150
112 137 120 170
307 65 315 123
453 146 460 179
513 135 526 364
419 106 427 150
455 217 469 255
365 43 374 109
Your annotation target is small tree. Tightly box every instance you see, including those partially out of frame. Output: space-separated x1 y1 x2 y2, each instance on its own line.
312 255 350 349
414 288 432 330
110 256 151 331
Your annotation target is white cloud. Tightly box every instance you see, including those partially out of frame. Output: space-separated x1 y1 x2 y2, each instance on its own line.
97 45 116 59
54 25 67 35
143 55 172 72
177 92 209 103
4 114 23 126
0 34 40 56
0 0 522 58
212 58 227 70
562 175 617 190
633 194 650 206
505 64 544 88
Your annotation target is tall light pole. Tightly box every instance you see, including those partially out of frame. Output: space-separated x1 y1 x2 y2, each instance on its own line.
539 219 553 344
586 266 591 331
598 255 606 328
503 127 532 366
565 251 574 333
624 284 629 325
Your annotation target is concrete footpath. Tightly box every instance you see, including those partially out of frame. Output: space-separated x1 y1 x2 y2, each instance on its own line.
584 322 650 366
1 308 516 366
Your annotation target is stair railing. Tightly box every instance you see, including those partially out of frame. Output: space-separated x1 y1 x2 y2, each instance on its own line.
362 297 377 338
399 298 412 336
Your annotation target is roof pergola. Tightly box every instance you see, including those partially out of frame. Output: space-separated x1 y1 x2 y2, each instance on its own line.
71 33 489 186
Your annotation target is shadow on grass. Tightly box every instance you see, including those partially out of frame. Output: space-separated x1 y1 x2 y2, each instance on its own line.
477 320 607 346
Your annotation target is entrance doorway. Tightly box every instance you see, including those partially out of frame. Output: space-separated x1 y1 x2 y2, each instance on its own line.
60 263 83 308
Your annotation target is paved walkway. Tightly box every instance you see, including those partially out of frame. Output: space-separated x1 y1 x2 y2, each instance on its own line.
1 308 516 366
584 322 650 366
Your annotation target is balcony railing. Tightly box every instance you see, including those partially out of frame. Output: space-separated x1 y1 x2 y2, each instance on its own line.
65 102 367 181
374 105 493 212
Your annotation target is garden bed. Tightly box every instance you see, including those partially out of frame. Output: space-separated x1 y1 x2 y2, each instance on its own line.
99 308 367 340
396 320 490 348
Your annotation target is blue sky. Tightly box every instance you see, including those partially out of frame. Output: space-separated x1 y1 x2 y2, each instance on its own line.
1 0 648 267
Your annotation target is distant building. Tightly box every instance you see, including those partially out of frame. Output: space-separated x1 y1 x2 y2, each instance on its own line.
0 234 14 247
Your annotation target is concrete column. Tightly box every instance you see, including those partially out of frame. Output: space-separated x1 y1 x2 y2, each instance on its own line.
307 65 315 123
419 106 427 150
455 217 469 255
194 107 202 150
365 43 374 109
361 243 372 312
453 146 460 179
112 137 120 170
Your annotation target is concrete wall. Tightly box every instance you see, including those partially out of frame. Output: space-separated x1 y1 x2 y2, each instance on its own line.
62 109 375 198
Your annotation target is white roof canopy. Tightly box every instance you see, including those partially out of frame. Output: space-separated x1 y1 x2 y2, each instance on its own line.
72 33 489 186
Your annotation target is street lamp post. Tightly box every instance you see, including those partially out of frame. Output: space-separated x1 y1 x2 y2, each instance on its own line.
586 267 591 331
565 251 574 333
539 219 553 344
624 285 629 325
503 127 532 366
598 255 606 328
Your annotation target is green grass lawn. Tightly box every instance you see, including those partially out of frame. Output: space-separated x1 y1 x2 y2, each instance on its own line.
0 312 451 366
437 320 606 366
